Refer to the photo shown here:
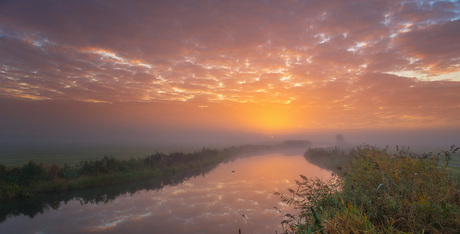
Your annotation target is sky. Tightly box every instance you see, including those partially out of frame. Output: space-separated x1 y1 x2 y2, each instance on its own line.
1 0 460 146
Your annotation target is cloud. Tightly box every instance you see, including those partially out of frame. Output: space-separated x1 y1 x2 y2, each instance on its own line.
0 0 459 132
395 19 460 74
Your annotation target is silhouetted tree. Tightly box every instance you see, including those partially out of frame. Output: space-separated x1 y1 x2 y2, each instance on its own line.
335 134 345 145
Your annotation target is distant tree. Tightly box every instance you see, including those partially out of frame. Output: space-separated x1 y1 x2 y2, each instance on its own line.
335 134 345 145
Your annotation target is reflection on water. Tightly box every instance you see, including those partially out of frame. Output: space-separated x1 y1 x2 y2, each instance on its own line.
0 150 331 233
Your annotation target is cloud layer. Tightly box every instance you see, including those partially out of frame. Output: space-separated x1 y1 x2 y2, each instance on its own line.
1 0 460 132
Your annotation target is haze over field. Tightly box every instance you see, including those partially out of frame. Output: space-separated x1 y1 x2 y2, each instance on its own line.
1 0 459 147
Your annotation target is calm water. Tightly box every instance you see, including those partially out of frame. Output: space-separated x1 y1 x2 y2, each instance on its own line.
0 151 332 233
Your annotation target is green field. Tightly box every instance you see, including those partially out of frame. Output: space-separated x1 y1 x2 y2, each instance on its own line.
0 144 199 166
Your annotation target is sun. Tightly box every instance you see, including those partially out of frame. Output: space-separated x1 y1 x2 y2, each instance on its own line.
257 108 290 130
241 103 301 133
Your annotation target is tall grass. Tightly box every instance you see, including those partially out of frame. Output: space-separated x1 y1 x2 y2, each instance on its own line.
277 145 460 233
0 148 227 199
0 144 282 200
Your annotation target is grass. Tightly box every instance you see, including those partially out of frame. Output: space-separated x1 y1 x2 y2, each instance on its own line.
0 161 227 222
0 148 225 199
0 144 187 166
276 145 460 233
0 144 284 200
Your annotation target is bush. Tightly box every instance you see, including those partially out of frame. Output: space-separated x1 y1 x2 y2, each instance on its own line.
20 161 46 186
0 164 6 183
0 145 250 199
278 146 460 233
58 163 78 179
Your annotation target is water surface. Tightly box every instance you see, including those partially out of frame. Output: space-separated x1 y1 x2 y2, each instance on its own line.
0 151 332 233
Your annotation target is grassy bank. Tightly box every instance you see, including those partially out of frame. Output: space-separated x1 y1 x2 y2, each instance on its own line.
0 148 211 199
1 144 282 200
277 145 460 233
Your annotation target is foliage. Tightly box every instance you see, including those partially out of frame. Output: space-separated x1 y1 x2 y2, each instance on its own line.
275 176 341 233
277 145 460 233
0 144 275 199
304 147 352 172
335 134 344 145
0 148 223 199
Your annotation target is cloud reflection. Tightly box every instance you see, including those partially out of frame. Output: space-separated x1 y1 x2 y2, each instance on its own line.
83 153 333 233
0 152 331 233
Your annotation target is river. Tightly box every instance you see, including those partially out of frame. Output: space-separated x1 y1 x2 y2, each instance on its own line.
0 150 332 233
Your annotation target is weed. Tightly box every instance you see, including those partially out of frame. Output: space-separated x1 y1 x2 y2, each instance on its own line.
0 144 275 199
277 146 460 233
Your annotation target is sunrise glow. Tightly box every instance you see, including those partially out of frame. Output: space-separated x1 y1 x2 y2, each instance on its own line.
1 0 459 145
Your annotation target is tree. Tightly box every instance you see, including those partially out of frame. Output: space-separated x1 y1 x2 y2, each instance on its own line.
335 134 344 145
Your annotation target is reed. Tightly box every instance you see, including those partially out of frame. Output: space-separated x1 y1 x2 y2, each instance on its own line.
277 145 460 233
0 148 225 199
0 144 278 199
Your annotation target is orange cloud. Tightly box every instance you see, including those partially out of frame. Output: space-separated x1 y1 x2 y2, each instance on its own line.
1 0 459 135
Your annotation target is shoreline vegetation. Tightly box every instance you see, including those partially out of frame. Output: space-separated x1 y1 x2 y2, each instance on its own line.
0 141 310 200
276 145 460 233
0 157 227 222
2 142 459 233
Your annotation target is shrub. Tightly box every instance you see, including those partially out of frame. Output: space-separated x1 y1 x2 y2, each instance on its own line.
278 146 460 233
19 161 46 186
0 164 6 183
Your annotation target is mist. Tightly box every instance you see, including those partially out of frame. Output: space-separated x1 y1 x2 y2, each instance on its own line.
0 98 458 153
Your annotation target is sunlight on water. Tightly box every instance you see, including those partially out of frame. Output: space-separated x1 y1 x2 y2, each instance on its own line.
0 151 332 233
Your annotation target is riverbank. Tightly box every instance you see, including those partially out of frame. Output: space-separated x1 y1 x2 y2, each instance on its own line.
0 144 283 200
277 145 460 233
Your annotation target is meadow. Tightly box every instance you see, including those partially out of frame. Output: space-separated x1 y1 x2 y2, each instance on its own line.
276 145 460 233
0 144 191 166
